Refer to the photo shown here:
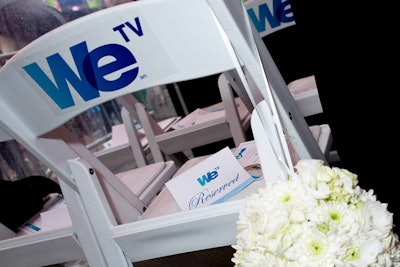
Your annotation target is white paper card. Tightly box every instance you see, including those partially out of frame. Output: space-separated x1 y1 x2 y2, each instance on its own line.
166 147 254 211
234 141 260 168
234 140 263 179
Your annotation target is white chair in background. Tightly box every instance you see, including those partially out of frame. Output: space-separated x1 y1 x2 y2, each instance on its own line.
128 76 252 166
219 71 334 164
0 0 329 266
97 72 251 168
287 75 323 117
94 112 180 171
287 75 339 162
243 0 337 163
94 92 181 172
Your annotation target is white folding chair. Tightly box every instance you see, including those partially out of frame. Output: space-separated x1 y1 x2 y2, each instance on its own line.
116 93 189 166
94 92 181 171
0 0 328 266
126 79 252 166
242 0 337 162
219 72 335 164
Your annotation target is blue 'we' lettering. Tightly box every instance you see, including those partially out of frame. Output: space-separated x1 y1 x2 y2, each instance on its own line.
197 168 219 187
22 17 143 110
247 0 294 33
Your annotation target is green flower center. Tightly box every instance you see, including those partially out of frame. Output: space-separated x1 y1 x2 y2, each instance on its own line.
317 222 329 234
283 195 291 203
329 212 340 221
309 240 324 256
345 248 360 261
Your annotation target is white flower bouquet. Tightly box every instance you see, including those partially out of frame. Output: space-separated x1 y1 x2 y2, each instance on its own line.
232 159 400 266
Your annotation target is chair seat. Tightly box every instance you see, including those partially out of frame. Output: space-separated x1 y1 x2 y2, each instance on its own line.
94 117 181 172
156 98 251 155
116 161 176 206
170 98 249 130
104 117 181 150
0 226 84 267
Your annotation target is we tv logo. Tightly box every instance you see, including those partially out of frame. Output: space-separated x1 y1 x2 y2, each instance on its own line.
197 167 220 187
22 17 144 110
245 0 295 37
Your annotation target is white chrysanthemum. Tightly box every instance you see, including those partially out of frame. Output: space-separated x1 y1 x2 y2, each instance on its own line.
232 159 400 267
284 225 341 267
364 199 393 234
332 166 358 193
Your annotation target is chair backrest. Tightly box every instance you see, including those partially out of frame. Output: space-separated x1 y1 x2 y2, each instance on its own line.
0 4 240 137
0 0 290 223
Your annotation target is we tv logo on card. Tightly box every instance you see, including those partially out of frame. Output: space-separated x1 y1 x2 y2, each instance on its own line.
166 147 255 211
196 167 220 187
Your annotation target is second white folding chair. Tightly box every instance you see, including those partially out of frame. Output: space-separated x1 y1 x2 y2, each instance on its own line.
120 79 252 166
